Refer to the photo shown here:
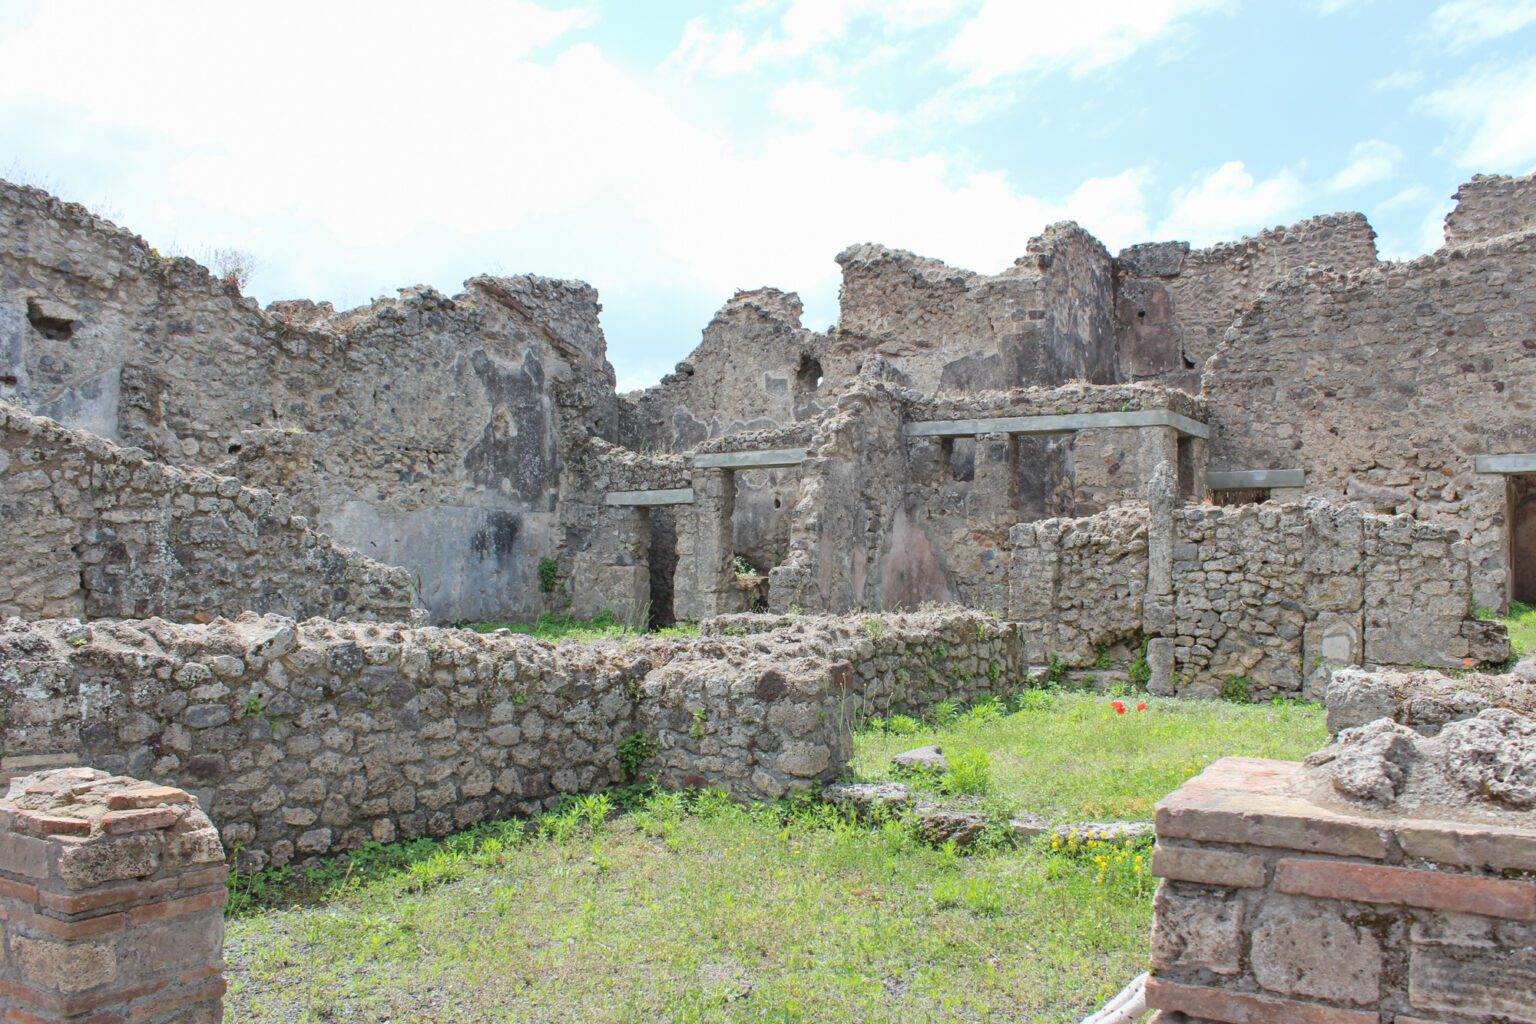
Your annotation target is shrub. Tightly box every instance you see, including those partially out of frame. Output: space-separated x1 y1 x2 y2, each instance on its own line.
942 749 992 796
617 733 658 780
538 557 559 593
1220 675 1251 703
1127 636 1151 689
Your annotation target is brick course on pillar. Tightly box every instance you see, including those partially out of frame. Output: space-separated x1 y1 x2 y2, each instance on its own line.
0 768 227 1024
1148 757 1536 1024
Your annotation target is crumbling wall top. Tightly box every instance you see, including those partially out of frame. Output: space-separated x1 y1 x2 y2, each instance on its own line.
1443 170 1536 248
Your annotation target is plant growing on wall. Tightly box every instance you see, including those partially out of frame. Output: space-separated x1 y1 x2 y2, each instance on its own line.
617 733 659 781
538 558 559 594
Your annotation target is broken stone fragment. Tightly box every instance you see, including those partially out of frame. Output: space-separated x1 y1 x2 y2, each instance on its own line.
891 745 948 773
822 781 913 818
1052 821 1154 844
914 803 987 847
1306 707 1536 813
1314 718 1418 804
1439 708 1536 810
1008 813 1050 842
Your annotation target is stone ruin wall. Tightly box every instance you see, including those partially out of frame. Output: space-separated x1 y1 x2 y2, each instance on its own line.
0 401 422 624
762 379 1204 620
1443 172 1536 246
1203 225 1536 610
5 171 1536 629
0 179 622 623
1114 212 1380 391
1008 499 1506 699
831 223 1119 392
618 223 1123 601
0 608 1023 871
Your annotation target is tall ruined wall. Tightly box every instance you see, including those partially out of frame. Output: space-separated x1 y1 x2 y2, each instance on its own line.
0 401 422 623
1202 228 1536 608
1006 499 1506 698
830 223 1118 392
0 608 1022 870
1442 171 1536 246
766 378 1194 617
1114 213 1379 387
766 374 920 614
620 289 825 576
621 289 828 451
0 179 620 623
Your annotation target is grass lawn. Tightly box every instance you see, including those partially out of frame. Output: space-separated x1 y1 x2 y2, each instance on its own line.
1497 600 1536 659
223 693 1326 1024
459 610 698 644
851 691 1328 822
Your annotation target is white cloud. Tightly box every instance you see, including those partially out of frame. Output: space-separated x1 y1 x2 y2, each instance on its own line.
1311 0 1371 12
1155 161 1307 244
1420 60 1536 170
1429 0 1536 48
1326 139 1401 192
1377 184 1431 211
769 81 899 149
939 0 1227 84
1372 68 1425 91
666 0 966 77
0 0 1160 388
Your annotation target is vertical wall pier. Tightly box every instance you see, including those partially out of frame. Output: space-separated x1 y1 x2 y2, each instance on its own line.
0 768 228 1024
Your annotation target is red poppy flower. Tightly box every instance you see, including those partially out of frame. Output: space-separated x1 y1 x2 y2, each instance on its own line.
1136 702 1148 712
1111 700 1127 714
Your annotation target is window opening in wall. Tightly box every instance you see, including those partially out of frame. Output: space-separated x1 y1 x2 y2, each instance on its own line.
946 437 976 482
1509 474 1536 604
796 354 823 392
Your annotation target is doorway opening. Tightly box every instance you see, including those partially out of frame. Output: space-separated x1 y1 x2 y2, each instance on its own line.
1509 474 1536 604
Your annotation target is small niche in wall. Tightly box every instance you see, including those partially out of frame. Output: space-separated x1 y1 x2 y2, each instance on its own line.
26 297 77 341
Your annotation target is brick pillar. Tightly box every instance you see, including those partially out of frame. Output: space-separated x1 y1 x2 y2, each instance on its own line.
1149 757 1536 1024
0 768 227 1024
675 468 739 621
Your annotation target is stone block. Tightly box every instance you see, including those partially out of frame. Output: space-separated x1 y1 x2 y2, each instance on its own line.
1145 977 1378 1024
1275 857 1536 920
1409 943 1536 1023
1250 894 1382 1005
1150 885 1243 974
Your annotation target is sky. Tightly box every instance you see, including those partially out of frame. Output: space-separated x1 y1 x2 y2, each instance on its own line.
1 1 1534 390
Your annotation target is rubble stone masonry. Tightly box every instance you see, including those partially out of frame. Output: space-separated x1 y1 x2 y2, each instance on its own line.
1 400 423 624
0 608 1023 871
1203 227 1536 609
1009 499 1507 697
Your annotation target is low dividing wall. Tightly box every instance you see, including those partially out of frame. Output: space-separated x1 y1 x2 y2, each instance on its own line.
1150 756 1536 1024
0 608 1025 870
1009 498 1507 699
1 401 424 624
